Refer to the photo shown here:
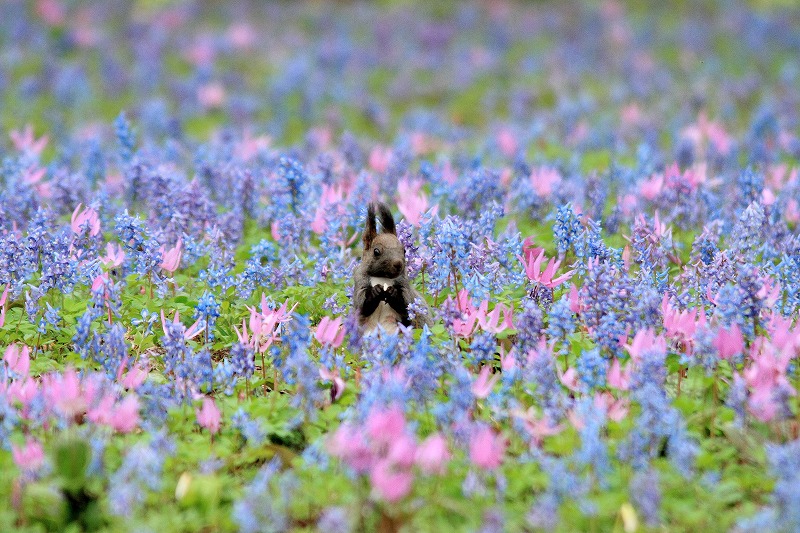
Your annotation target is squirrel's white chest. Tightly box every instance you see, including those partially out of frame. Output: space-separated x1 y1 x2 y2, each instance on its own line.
361 276 401 334
370 276 396 289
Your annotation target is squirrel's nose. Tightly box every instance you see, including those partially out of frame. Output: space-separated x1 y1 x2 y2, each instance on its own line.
393 260 403 272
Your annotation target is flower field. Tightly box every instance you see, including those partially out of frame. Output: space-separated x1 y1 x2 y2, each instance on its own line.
2 1 800 531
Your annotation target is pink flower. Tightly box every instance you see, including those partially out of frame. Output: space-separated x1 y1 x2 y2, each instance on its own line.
92 272 109 294
236 297 296 352
410 131 434 156
741 340 796 423
472 366 499 399
514 407 564 447
366 405 406 448
519 248 574 289
4 344 30 378
121 366 148 389
594 392 629 422
48 368 87 418
568 284 581 313
23 167 45 186
500 167 513 187
622 245 632 270
662 295 700 340
71 204 101 236
117 357 149 390
621 102 643 128
441 161 458 184
496 128 518 157
387 434 417 468
235 131 271 161
197 82 226 109
105 171 124 195
23 166 49 200
625 328 666 362
499 346 517 372
160 239 183 274
476 300 515 334
766 313 789 342
706 122 732 155
160 310 205 340
327 424 373 473
451 297 480 336
12 439 45 472
682 112 732 155
101 243 126 268
110 395 140 433
87 394 115 426
567 121 589 145
569 393 629 429
91 274 117 322
713 324 744 360
415 434 450 475
397 178 438 227
558 367 580 392
7 379 38 407
0 283 8 327
310 184 346 234
650 211 672 241
311 186 342 232
521 237 544 263
469 426 506 470
758 277 781 309
196 397 221 434
748 386 783 423
315 316 345 348
607 399 629 422
10 124 48 155
607 358 630 390
319 367 345 401
529 166 562 198
185 39 215 66
639 174 664 200
448 291 515 336
309 127 333 150
71 10 100 48
452 314 479 337
227 23 256 50
526 339 557 371
328 406 424 501
767 314 800 354
36 0 65 26
767 163 790 189
448 290 480 337
368 146 391 173
370 459 413 502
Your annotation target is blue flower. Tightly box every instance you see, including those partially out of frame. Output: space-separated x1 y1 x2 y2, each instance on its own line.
630 468 661 527
115 112 137 164
576 348 607 390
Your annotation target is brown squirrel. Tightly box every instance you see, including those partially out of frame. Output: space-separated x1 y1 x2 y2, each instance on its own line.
352 202 430 333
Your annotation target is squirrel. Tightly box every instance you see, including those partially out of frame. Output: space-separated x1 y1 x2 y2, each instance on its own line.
353 202 430 333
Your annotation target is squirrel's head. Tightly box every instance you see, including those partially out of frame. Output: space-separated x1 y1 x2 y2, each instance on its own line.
362 202 405 278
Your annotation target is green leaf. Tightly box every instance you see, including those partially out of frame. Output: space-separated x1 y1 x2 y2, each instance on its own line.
54 438 90 493
22 482 68 530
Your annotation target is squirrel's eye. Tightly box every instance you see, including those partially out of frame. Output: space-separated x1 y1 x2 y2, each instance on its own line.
373 248 381 256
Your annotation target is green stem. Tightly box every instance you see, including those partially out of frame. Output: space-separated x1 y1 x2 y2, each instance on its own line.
32 330 41 360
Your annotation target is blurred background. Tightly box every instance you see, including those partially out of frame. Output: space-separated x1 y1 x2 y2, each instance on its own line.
1 0 799 155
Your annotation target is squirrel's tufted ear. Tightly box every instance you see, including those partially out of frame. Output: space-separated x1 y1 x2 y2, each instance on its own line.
363 203 377 250
377 203 396 235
